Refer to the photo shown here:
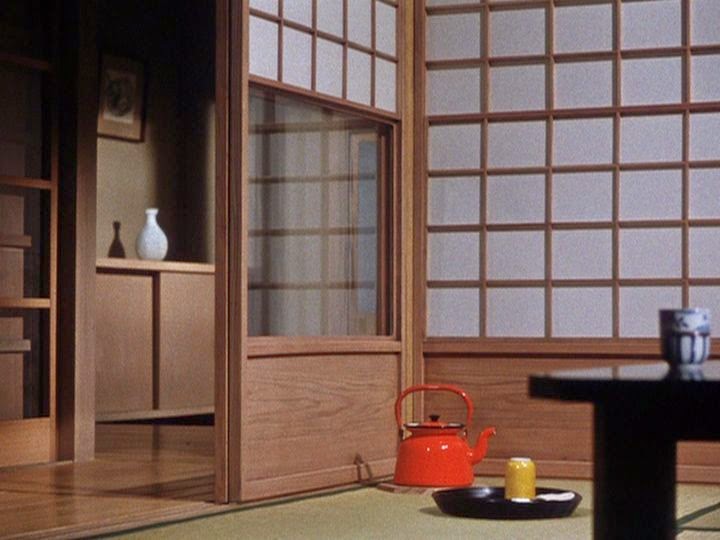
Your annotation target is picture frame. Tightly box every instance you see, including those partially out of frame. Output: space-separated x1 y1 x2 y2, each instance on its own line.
97 55 145 141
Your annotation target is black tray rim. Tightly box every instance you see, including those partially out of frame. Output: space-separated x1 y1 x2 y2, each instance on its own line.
432 486 583 520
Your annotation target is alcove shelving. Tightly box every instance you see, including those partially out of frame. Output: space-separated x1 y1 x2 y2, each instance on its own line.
94 0 216 423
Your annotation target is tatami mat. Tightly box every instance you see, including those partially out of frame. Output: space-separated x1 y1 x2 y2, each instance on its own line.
110 478 720 539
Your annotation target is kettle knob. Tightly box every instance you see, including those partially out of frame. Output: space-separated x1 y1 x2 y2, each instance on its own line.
429 414 440 422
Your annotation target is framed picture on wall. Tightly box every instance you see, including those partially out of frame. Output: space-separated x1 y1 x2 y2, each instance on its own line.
97 55 145 141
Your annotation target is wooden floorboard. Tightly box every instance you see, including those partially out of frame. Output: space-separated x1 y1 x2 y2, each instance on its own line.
0 424 222 539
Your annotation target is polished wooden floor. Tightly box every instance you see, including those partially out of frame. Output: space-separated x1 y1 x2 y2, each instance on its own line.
0 424 220 539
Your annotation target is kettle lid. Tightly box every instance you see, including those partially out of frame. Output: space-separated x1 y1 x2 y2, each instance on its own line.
405 414 464 430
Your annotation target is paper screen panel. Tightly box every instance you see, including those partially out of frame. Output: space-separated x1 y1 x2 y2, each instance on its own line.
249 16 279 79
282 28 312 89
689 287 720 319
317 0 344 37
622 57 682 106
691 0 720 46
690 113 720 161
621 0 681 49
689 228 720 278
490 8 545 57
486 231 544 280
250 0 278 14
428 232 480 281
555 61 613 109
428 177 481 226
427 69 481 115
621 115 683 163
689 169 720 219
554 4 613 53
552 288 613 337
346 49 372 106
552 230 612 280
486 175 545 224
316 38 343 98
487 288 545 337
620 228 682 279
427 288 480 337
427 0 479 4
348 0 372 47
692 55 720 102
619 170 682 221
375 59 396 112
553 172 613 223
284 0 312 26
375 2 397 56
489 65 545 112
487 121 546 168
619 286 682 337
426 13 481 61
554 118 614 165
428 124 481 170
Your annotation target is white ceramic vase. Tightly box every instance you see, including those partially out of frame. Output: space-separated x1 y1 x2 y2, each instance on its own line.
136 208 168 260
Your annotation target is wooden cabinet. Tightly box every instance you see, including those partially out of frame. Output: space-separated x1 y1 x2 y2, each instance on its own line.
95 259 214 420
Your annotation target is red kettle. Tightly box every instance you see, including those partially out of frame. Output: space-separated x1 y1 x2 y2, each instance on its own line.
393 384 496 487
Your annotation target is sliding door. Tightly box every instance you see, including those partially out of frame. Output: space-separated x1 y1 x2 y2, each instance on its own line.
0 1 58 467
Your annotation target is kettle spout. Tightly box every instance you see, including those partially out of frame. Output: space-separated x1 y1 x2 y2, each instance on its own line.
470 427 496 465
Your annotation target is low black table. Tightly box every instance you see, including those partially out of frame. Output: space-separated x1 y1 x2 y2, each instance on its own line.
529 361 720 539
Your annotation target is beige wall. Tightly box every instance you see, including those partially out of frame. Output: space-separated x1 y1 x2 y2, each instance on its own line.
96 1 214 263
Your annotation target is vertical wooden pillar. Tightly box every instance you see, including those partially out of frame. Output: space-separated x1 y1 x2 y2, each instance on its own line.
215 0 249 503
57 0 98 462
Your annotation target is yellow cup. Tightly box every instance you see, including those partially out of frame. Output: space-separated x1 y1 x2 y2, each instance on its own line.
505 457 536 499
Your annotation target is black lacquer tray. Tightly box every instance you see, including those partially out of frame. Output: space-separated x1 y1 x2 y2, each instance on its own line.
432 487 582 520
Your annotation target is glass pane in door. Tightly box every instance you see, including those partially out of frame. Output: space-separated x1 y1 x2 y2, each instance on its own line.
248 88 392 336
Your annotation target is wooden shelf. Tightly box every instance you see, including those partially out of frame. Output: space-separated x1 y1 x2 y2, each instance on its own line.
0 298 50 309
0 175 52 190
0 235 32 249
96 406 213 423
96 258 215 275
0 51 52 72
0 339 31 354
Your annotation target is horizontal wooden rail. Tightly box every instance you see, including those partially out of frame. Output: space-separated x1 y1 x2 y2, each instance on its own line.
0 235 32 249
0 298 50 309
96 258 215 275
0 339 31 354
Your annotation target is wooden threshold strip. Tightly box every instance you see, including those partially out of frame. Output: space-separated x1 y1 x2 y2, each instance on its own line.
248 337 402 357
423 338 666 358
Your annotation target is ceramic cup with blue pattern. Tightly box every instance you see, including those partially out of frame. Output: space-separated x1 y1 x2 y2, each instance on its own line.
659 308 711 369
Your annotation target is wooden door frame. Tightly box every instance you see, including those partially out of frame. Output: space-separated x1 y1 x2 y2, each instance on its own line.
56 0 98 463
214 0 247 503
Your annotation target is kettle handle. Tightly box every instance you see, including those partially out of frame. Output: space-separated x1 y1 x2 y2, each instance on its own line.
395 384 474 429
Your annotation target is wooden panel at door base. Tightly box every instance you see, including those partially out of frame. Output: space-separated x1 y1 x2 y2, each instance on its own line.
243 353 400 500
95 273 154 414
158 273 214 410
0 418 51 466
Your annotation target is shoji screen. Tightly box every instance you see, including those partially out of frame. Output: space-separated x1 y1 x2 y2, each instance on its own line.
249 0 398 112
425 0 720 338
